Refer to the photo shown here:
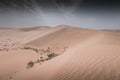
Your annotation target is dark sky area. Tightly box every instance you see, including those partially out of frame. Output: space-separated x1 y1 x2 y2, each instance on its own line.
0 0 120 29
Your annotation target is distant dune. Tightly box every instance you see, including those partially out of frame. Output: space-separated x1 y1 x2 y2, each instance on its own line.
19 26 50 32
0 25 120 80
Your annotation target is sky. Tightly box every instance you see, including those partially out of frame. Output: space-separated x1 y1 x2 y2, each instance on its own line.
0 0 120 29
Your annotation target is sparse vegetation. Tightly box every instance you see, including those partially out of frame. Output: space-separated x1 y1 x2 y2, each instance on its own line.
23 47 39 53
26 46 66 68
26 53 59 68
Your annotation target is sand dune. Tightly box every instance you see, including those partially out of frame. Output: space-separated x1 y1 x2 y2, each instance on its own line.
0 25 120 80
26 25 97 53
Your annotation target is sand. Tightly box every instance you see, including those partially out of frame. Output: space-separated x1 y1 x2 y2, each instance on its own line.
0 25 120 80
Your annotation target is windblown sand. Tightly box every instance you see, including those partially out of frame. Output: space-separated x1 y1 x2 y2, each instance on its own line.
0 25 120 80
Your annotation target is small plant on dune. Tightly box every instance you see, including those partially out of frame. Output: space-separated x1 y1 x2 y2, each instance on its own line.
46 47 50 52
40 58 45 62
27 61 34 68
47 52 59 59
40 57 43 59
35 59 40 63
23 47 31 49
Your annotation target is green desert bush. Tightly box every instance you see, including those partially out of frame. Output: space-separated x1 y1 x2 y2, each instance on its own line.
47 53 59 59
27 61 34 68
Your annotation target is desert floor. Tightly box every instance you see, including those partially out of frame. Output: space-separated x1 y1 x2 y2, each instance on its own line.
0 25 120 80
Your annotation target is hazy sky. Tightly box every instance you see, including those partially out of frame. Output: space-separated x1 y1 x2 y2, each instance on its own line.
0 0 120 29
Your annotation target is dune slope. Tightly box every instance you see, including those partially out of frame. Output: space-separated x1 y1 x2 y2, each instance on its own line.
26 26 97 53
